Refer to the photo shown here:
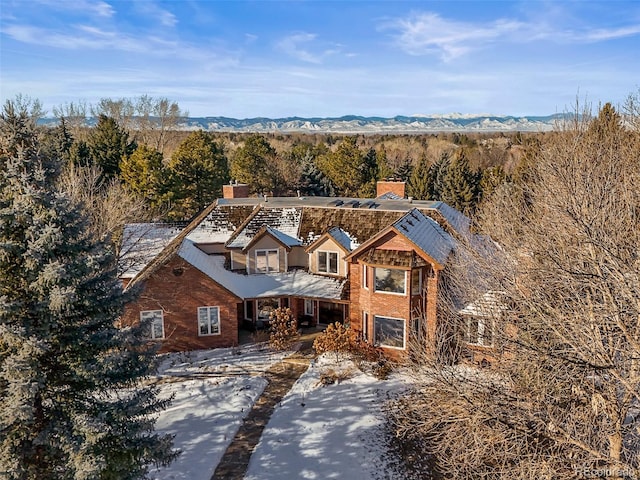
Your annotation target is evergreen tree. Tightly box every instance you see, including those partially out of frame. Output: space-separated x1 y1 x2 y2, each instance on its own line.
358 147 379 197
296 146 335 196
86 115 136 178
393 156 413 182
230 135 280 195
317 136 365 196
407 154 431 200
41 117 73 166
168 130 229 218
428 152 451 200
441 150 480 213
120 144 168 210
479 165 509 202
0 99 177 479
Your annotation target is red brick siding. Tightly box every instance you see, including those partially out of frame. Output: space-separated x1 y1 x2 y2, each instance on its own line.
121 255 242 353
223 183 250 199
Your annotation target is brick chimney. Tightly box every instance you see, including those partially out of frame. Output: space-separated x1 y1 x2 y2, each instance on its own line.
223 181 250 199
376 179 406 199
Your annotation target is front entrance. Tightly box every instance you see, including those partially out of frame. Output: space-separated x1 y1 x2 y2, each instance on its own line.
318 302 347 325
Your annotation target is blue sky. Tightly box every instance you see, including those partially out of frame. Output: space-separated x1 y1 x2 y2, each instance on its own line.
1 0 639 117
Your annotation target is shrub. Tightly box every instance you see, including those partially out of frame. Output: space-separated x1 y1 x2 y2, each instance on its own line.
268 307 299 351
313 322 354 361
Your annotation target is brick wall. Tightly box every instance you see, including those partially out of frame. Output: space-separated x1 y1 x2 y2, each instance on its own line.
121 255 242 353
376 180 406 199
223 183 250 199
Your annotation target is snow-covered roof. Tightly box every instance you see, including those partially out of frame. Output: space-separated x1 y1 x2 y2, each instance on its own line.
264 226 302 248
120 223 185 278
459 291 508 317
178 239 346 300
326 227 359 252
187 204 256 244
392 209 455 266
226 207 302 249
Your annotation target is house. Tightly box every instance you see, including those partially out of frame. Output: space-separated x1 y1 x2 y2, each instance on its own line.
119 181 471 358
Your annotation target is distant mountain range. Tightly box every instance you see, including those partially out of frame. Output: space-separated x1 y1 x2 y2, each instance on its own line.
41 113 566 133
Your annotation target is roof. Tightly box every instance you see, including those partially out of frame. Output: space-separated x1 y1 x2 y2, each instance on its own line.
242 225 302 252
186 204 256 244
226 206 302 249
119 223 186 279
306 226 359 254
178 239 347 300
392 209 455 266
361 249 428 268
376 191 403 200
459 291 508 317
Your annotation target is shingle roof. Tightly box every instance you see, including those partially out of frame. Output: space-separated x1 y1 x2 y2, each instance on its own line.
392 208 454 266
459 291 508 317
119 223 186 279
226 207 302 249
186 204 256 243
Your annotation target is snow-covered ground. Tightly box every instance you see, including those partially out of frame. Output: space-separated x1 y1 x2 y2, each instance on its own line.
148 345 409 480
245 355 407 480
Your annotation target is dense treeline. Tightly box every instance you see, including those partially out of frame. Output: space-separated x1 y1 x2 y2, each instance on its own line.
37 96 546 234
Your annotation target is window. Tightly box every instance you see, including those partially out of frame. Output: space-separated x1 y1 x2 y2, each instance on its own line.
374 268 406 295
411 269 422 295
257 298 280 320
304 299 314 316
465 316 494 347
362 311 369 341
244 300 254 321
140 310 164 340
198 306 220 336
362 264 369 290
318 251 339 274
255 249 279 273
374 316 405 349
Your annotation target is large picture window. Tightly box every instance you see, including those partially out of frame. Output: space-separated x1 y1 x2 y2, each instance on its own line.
465 316 494 347
198 306 220 336
140 310 164 340
374 316 405 349
255 249 279 273
374 268 406 295
318 251 338 274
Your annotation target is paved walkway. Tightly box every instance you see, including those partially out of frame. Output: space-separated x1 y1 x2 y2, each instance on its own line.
210 339 315 480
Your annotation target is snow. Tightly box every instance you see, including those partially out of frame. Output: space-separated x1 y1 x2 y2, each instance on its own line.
149 347 410 480
178 239 346 300
327 226 359 252
120 223 184 278
265 226 302 247
245 356 407 480
150 344 292 480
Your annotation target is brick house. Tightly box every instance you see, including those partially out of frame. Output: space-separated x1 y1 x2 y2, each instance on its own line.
119 181 470 357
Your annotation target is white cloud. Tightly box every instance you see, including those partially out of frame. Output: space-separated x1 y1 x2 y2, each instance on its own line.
133 1 178 28
383 11 640 61
32 0 115 18
382 12 523 61
276 32 341 64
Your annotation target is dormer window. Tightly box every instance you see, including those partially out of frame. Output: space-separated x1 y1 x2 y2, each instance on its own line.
256 249 279 273
318 251 338 274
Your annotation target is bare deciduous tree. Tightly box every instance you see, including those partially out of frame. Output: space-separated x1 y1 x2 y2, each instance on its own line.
389 103 640 479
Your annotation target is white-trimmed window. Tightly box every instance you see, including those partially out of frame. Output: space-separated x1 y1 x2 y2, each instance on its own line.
411 269 422 296
198 306 220 336
362 311 369 341
141 310 164 340
257 298 280 320
318 251 338 274
304 299 314 316
374 268 407 295
465 316 494 347
362 264 369 290
255 249 279 273
374 315 405 349
244 300 254 321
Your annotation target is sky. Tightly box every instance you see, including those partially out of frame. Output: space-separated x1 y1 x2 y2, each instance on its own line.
1 0 639 118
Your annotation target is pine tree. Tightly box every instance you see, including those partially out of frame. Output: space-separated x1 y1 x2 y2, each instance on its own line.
168 130 229 218
0 99 177 479
297 147 335 196
230 135 280 195
316 136 365 196
358 147 379 197
86 114 136 178
120 144 169 210
407 154 430 200
441 150 480 214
